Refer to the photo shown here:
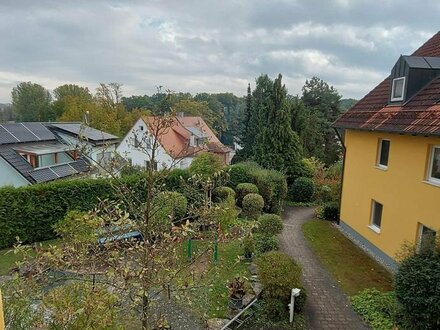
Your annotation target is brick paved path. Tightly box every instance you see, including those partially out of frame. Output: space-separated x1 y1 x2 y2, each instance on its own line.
280 206 369 330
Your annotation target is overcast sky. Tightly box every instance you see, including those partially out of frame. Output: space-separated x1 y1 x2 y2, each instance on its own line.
0 0 439 102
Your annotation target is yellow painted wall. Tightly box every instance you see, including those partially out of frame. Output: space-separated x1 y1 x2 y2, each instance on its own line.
341 129 440 260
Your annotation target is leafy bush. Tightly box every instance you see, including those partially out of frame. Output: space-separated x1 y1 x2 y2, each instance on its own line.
164 168 190 192
235 183 259 206
212 186 236 204
242 234 255 257
228 162 287 214
254 234 279 254
351 289 396 330
242 193 264 219
289 177 315 202
189 152 224 177
0 175 148 249
203 202 239 231
256 214 283 236
152 191 187 232
256 251 304 309
317 202 340 221
395 252 440 329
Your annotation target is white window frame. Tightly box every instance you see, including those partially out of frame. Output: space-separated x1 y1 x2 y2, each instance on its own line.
369 200 383 233
376 139 390 169
427 145 440 185
417 223 436 252
391 77 405 102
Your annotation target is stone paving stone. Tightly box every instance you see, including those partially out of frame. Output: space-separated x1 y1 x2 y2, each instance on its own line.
279 207 369 330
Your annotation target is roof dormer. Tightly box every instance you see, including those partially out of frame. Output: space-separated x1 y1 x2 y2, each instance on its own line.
389 55 440 104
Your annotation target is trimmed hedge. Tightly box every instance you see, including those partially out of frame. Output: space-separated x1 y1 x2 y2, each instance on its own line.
256 214 283 236
228 162 287 214
164 168 190 192
242 193 264 219
318 202 340 221
290 177 315 202
212 186 235 204
0 175 148 249
235 183 259 207
254 233 279 254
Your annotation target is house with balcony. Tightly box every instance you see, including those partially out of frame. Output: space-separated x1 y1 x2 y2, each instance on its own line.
334 31 440 270
0 122 119 187
117 114 232 170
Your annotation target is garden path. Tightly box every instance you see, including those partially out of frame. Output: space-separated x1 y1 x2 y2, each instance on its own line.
280 206 369 330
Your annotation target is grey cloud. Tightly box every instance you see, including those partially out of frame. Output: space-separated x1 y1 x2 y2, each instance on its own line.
0 0 439 102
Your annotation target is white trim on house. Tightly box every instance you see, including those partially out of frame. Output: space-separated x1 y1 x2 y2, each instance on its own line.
369 200 383 234
391 77 405 102
376 138 391 170
427 145 440 185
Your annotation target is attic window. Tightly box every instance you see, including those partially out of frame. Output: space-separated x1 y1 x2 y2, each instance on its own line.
391 77 405 101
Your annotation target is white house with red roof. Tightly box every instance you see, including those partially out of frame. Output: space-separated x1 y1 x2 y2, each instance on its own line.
117 113 232 170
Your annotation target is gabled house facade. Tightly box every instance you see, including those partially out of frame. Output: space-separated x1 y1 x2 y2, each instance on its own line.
117 114 232 170
0 122 119 187
334 32 440 270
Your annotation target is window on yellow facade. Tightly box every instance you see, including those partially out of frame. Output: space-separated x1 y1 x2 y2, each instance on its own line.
370 200 383 232
377 139 390 168
428 146 440 184
417 224 436 254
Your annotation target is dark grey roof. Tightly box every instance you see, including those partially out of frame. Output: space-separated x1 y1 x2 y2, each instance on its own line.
0 123 56 145
402 55 440 69
48 123 119 144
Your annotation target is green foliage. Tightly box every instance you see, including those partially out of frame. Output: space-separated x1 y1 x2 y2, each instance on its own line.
235 183 259 206
290 177 315 202
228 163 253 189
395 252 440 329
241 234 255 257
212 186 236 204
317 202 340 221
256 251 304 309
12 82 53 121
189 152 224 177
256 214 283 236
254 234 279 254
351 289 397 330
164 168 191 192
0 175 148 249
54 210 97 243
260 297 286 322
204 201 239 232
242 193 264 219
152 191 188 232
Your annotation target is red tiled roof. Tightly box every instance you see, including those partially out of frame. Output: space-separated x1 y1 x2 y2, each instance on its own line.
334 31 440 136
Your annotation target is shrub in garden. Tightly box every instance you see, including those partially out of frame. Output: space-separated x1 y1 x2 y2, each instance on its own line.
241 234 255 258
242 193 264 219
289 177 315 202
317 202 340 221
256 214 283 236
351 289 396 330
212 186 236 204
202 202 239 231
164 168 190 192
256 251 306 316
228 163 253 189
254 233 279 254
152 191 187 233
235 183 259 206
189 152 224 177
395 252 440 329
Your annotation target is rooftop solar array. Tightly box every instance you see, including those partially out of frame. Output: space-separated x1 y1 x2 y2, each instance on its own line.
49 123 119 142
28 159 90 183
403 56 440 69
0 123 56 145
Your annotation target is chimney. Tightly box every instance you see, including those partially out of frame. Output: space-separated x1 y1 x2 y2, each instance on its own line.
177 112 185 118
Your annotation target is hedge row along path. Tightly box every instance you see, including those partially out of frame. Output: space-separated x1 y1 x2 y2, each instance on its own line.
280 207 369 330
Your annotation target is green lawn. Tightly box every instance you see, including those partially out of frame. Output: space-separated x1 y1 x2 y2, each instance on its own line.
302 220 393 296
0 239 60 276
175 239 250 319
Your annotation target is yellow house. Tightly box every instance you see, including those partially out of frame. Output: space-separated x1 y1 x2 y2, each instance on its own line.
334 32 440 270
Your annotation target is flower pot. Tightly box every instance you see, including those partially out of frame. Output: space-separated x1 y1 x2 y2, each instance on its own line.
229 296 244 310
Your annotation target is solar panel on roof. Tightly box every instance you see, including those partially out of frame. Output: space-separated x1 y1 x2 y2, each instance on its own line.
424 57 440 69
0 125 18 144
23 123 56 141
403 56 431 69
2 123 38 143
69 159 89 172
29 168 58 183
51 164 77 177
50 123 118 141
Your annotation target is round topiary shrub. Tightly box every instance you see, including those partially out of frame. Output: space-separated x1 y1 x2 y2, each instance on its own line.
189 152 224 177
256 251 305 308
318 202 340 221
395 253 440 329
235 183 259 207
256 214 283 236
242 193 264 219
254 233 279 254
290 177 315 202
152 191 188 233
212 186 236 204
